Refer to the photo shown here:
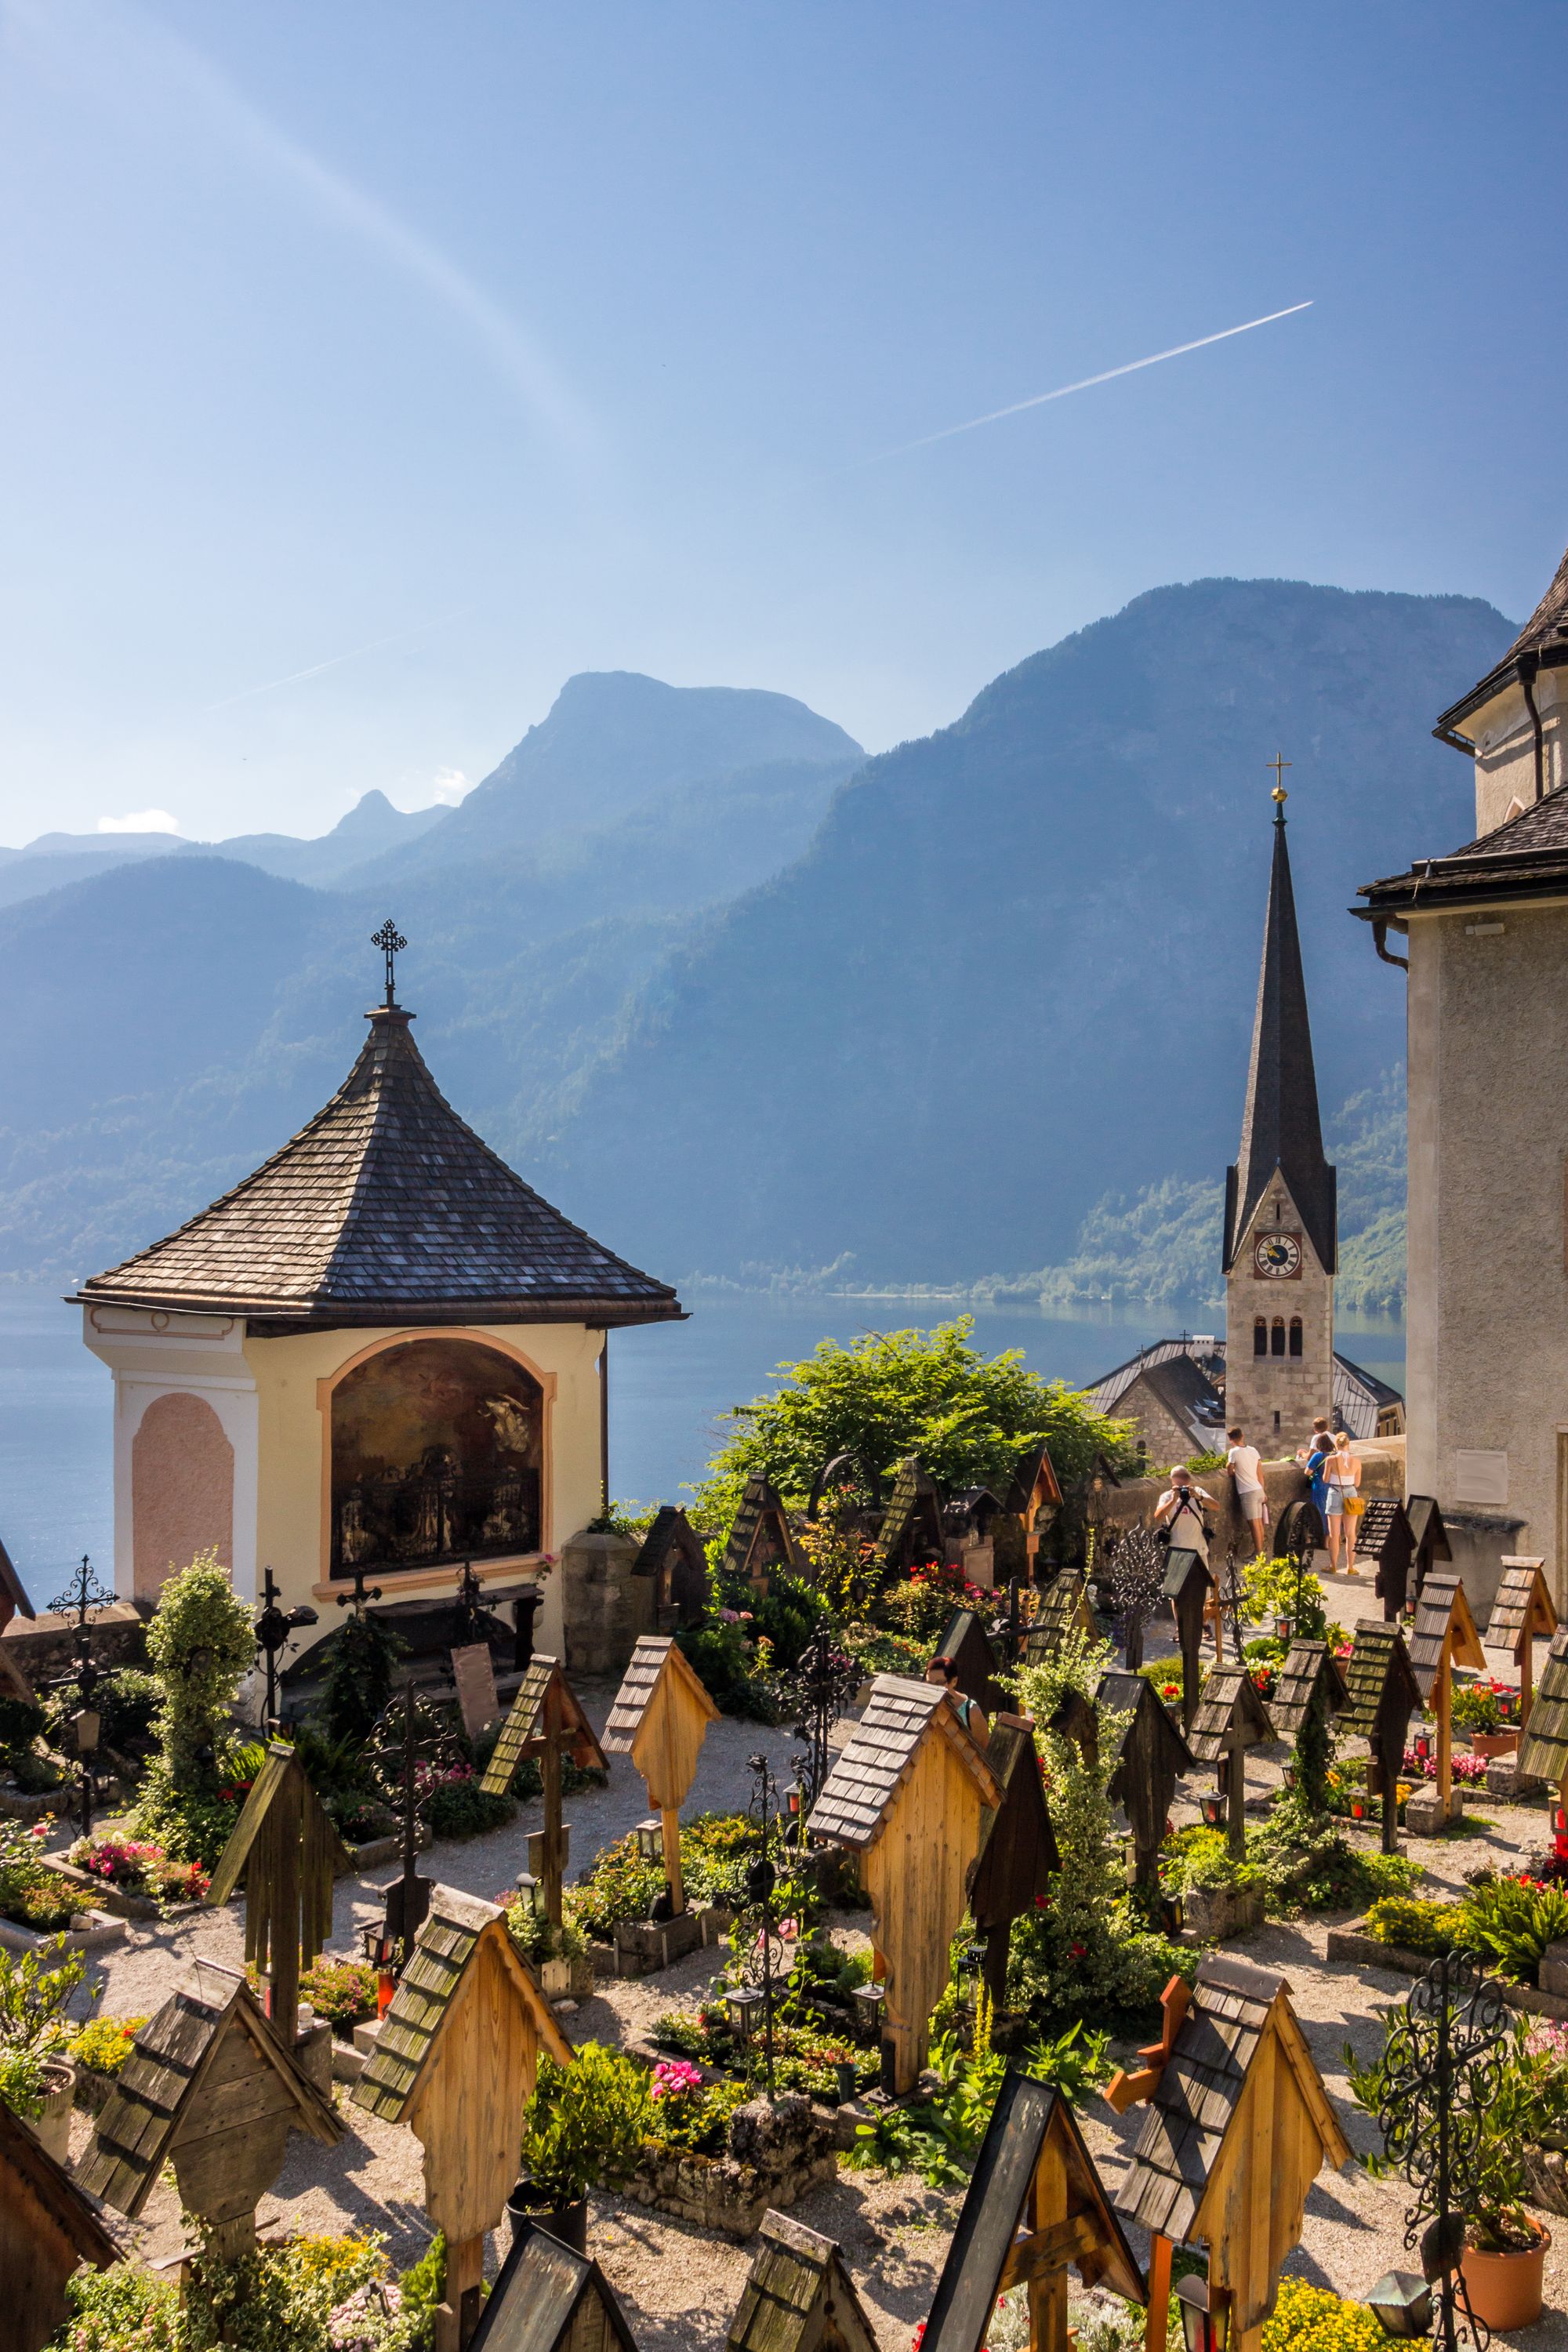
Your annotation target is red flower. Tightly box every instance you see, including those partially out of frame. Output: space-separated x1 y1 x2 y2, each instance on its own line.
1069 1940 1087 1959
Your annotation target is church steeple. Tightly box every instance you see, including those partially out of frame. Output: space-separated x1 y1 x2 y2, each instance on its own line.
1223 774 1337 1276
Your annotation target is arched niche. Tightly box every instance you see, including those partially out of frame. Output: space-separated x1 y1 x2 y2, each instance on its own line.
330 1337 543 1579
132 1391 235 1599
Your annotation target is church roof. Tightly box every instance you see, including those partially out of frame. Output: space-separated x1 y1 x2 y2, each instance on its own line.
1358 779 1568 919
75 1000 682 1331
1083 1338 1225 1418
1435 542 1568 743
1225 808 1336 1277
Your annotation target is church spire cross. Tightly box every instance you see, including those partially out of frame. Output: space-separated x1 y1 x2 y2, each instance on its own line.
372 920 407 1008
1269 751 1291 816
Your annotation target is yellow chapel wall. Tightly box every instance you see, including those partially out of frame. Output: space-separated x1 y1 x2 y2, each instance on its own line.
245 1319 605 1657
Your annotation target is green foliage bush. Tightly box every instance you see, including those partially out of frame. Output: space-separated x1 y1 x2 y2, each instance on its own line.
691 1316 1133 1538
50 2264 181 2352
0 1933 90 2053
1160 1827 1263 1896
519 2043 652 2202
319 1611 405 1748
419 1774 513 1842
1248 1792 1419 1915
299 1957 379 2030
1363 1896 1457 1956
1461 1875 1568 1979
0 2041 49 2118
675 1619 781 1719
135 1552 256 1867
0 1692 45 1758
51 2231 404 2351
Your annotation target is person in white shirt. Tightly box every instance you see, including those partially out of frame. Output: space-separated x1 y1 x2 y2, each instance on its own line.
1152 1465 1214 1563
1321 1431 1363 1573
1225 1425 1268 1559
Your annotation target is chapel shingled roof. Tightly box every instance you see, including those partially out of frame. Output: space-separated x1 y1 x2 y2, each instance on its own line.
1357 781 1568 920
1434 543 1568 743
74 999 681 1330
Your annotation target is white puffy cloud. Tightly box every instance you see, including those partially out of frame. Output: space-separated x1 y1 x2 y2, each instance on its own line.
96 808 182 834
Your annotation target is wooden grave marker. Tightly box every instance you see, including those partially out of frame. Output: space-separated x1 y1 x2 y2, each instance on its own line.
1003 1443 1064 1577
479 1653 606 1969
354 1884 572 2352
1269 1639 1347 1801
873 1457 947 1576
206 1739 350 2047
1 2095 118 2352
924 2074 1143 2352
810 1672 1001 2093
1406 1570 1486 1831
1097 1669 1194 1896
935 1605 1009 1719
1404 1494 1453 1602
1352 1498 1416 1622
1022 1570 1098 1662
79 1959 342 2259
724 1472 801 1597
1161 1549 1215 1730
1185 1665 1275 1861
468 2217 640 2352
968 1714 1058 2008
1488 1557 1558 1730
1110 1957 1349 2352
1338 1620 1422 1853
728 2208 882 2352
633 1504 710 1630
1515 1628 1568 1835
603 1634 720 1915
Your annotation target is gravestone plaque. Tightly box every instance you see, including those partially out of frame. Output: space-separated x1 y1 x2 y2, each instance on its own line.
452 1642 499 1740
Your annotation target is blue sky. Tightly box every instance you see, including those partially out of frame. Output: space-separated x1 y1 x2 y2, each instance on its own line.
1 1 1563 844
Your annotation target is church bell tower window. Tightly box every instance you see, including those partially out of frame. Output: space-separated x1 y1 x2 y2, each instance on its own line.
1271 1318 1286 1357
1254 1319 1268 1357
1289 1317 1303 1357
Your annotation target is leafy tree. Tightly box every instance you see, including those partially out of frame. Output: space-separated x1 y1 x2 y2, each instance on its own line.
692 1316 1134 1534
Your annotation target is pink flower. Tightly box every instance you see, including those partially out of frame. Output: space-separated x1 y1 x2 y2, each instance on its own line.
779 1918 799 1941
651 2059 702 2100
719 1608 740 1624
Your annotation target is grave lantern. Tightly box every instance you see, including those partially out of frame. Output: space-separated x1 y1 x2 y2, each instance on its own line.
1177 2277 1232 2352
1364 2274 1433 2339
728 1987 765 2043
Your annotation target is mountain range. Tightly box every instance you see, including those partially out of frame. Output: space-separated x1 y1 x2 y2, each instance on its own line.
0 583 1514 1308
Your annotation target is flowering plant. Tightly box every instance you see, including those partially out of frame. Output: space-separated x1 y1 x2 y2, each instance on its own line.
67 1835 163 1888
650 2058 703 2100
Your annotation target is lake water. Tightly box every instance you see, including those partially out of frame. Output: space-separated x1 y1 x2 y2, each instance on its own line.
0 1283 1406 1605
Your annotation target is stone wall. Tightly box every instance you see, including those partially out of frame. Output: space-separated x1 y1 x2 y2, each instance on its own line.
1 1602 149 1689
1090 1443 1405 1561
558 1528 648 1678
619 2093 837 2238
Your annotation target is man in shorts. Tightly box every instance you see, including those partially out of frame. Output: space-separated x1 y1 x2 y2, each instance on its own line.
1225 1425 1268 1559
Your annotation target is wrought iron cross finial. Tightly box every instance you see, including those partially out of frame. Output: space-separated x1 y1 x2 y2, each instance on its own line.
49 1554 113 1630
371 919 407 1007
1269 750 1291 811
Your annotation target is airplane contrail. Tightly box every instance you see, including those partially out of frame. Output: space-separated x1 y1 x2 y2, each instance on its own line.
865 301 1313 463
209 612 466 709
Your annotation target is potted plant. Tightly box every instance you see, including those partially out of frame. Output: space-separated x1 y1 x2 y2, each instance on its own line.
514 2042 651 2252
1458 2085 1552 2326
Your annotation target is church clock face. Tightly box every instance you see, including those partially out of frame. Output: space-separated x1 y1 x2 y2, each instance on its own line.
1254 1230 1302 1279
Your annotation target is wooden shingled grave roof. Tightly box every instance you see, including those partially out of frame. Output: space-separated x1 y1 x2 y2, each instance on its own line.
1112 1956 1349 2245
0 1531 35 1625
77 1959 340 2218
923 2074 1144 2352
602 1633 720 1754
1488 1559 1557 1656
727 2208 881 2352
1353 1497 1412 1566
1407 1570 1486 1700
969 1715 1059 1934
206 1740 351 1915
1338 1619 1421 1739
724 1474 800 1579
1517 1631 1568 1784
1269 1640 1348 1740
634 1504 710 1590
1097 1669 1196 1778
873 1457 944 1566
1185 1664 1276 1764
1004 1443 1063 1516
1406 1494 1453 1566
468 2217 640 2352
1025 1569 1097 1655
809 1674 999 1850
478 1653 606 1799
354 1883 569 2126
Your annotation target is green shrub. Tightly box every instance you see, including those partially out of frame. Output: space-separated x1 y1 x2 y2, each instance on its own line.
318 1610 405 1748
1460 1875 1568 1980
0 2042 49 2119
1261 2278 1387 2352
1453 1681 1504 1733
1249 1793 1420 1915
1160 1827 1263 1896
299 1957 379 2030
420 1774 514 1841
675 1620 780 1720
0 1693 45 1758
50 2263 180 2352
135 1552 256 1867
396 2234 445 2352
567 1833 666 1937
0 1935 89 2053
520 2043 652 2201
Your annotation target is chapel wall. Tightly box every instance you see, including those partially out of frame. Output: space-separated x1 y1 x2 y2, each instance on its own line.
1404 897 1568 1606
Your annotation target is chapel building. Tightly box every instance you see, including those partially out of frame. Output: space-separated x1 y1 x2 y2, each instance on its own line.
75 940 682 1656
1359 543 1568 1598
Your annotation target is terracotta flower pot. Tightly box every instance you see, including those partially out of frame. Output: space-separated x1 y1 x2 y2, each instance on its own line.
1461 2227 1550 2331
1470 1732 1519 1761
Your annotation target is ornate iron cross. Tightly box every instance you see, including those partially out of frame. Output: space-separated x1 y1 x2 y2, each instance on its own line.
49 1553 114 1632
371 918 406 1007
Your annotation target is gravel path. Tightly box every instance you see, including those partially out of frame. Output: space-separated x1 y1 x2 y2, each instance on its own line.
49 1666 1568 2351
